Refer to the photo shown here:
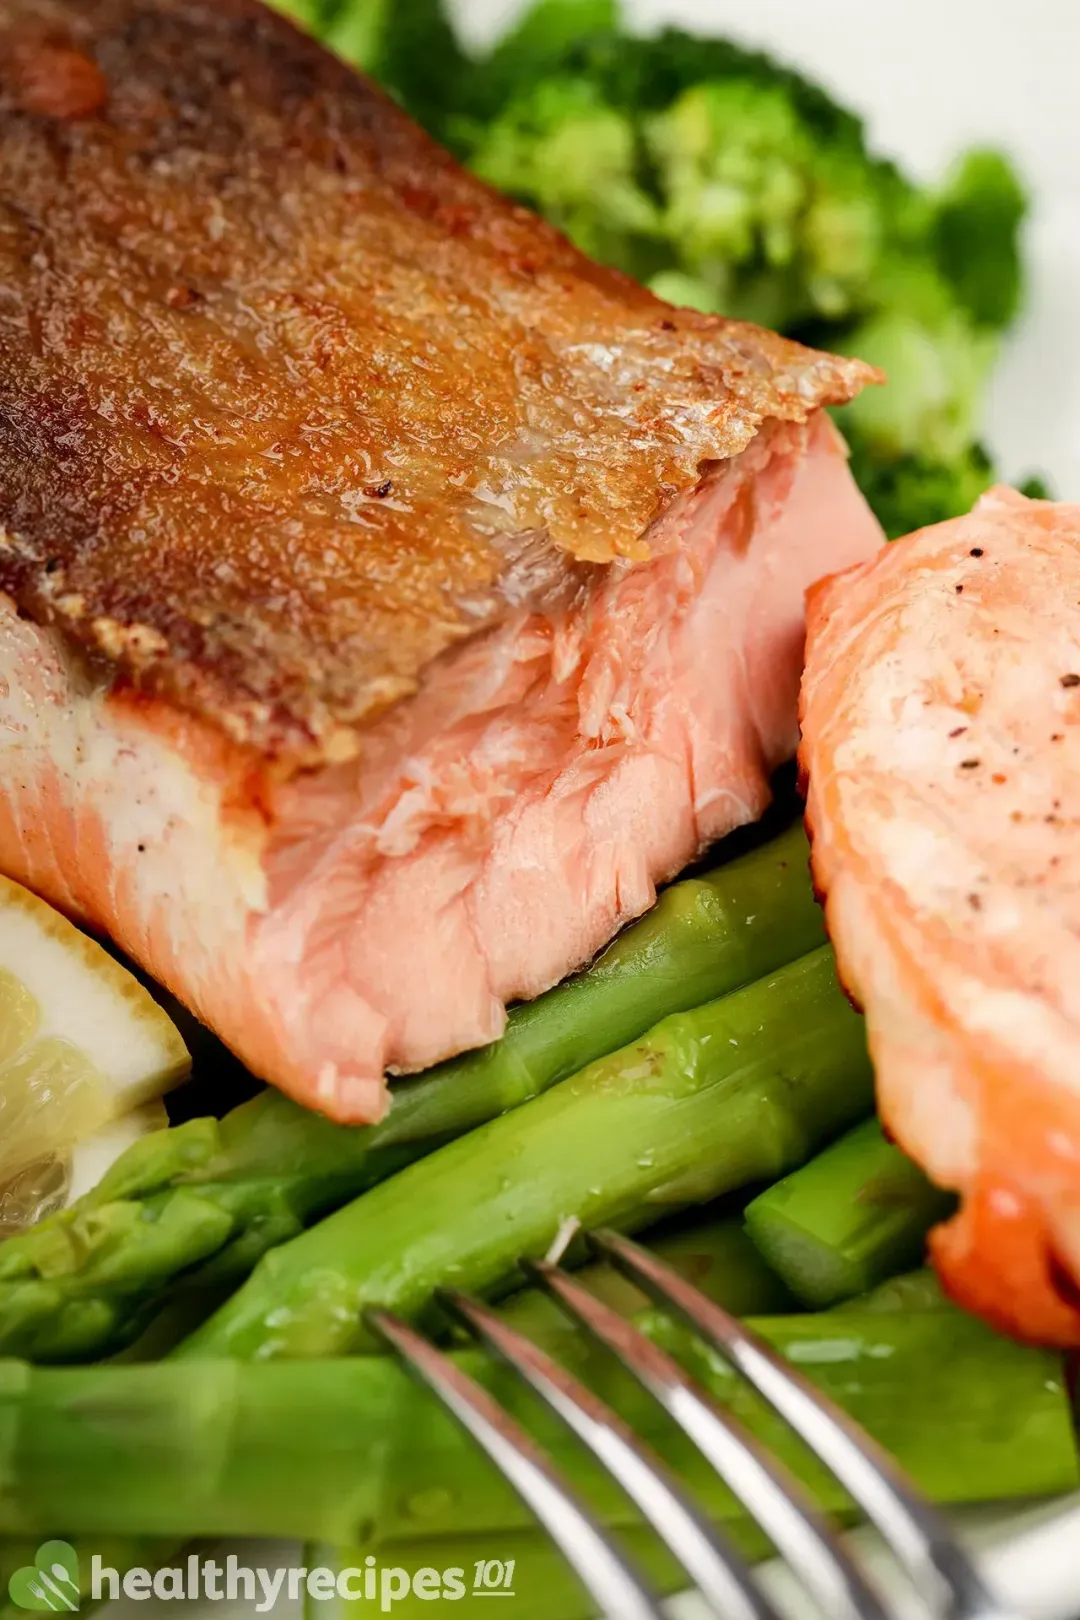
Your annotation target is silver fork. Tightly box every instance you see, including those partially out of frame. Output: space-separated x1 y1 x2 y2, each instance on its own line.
367 1228 1022 1620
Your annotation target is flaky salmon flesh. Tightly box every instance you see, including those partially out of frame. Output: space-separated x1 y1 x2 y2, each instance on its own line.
0 0 883 1121
801 488 1080 1346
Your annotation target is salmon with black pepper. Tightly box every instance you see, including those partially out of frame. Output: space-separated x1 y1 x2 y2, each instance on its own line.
801 487 1080 1345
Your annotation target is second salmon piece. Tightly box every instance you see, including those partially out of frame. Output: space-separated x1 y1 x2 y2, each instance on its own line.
0 0 883 1120
801 487 1080 1345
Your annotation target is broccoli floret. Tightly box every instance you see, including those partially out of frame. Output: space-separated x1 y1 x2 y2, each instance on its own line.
464 78 662 272
462 0 620 123
647 270 721 314
324 0 469 139
646 79 894 328
835 300 996 465
843 434 1052 544
844 431 995 541
932 148 1028 330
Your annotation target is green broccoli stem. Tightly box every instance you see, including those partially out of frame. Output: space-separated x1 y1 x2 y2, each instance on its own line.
0 1311 1073 1541
177 946 872 1360
0 823 821 1364
744 1117 956 1309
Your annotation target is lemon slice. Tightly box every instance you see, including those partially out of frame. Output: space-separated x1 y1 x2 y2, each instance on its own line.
67 1100 170 1204
0 1104 171 1235
0 875 189 1195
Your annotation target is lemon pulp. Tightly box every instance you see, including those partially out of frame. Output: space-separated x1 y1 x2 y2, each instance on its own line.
0 876 189 1222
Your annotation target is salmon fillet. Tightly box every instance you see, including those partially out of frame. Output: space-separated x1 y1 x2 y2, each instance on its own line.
801 487 1080 1345
0 0 883 1121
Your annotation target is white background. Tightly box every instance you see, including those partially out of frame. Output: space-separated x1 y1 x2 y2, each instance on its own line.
453 0 1080 503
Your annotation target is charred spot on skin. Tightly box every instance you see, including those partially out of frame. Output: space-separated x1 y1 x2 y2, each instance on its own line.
364 480 393 499
10 40 108 120
969 547 984 558
959 758 981 770
954 584 964 594
1061 674 1080 689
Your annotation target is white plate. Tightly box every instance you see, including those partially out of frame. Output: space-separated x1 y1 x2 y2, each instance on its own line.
100 4 1080 1616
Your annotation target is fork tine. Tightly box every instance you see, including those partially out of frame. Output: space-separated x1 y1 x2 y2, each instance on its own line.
524 1258 890 1620
440 1286 781 1620
591 1229 1018 1620
365 1307 665 1620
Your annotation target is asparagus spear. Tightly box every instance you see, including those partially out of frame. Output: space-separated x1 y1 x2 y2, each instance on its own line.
0 823 822 1364
743 1118 956 1308
303 1521 782 1620
492 1213 795 1342
1 1310 1072 1540
845 1267 950 1313
178 947 873 1359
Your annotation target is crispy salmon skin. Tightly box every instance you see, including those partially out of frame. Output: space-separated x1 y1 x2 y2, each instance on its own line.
801 487 1080 1345
0 0 874 762
0 0 884 1120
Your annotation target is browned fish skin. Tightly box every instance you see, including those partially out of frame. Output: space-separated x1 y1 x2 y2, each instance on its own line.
0 0 875 764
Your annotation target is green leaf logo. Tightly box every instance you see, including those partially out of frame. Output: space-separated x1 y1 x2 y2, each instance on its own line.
8 1542 80 1611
